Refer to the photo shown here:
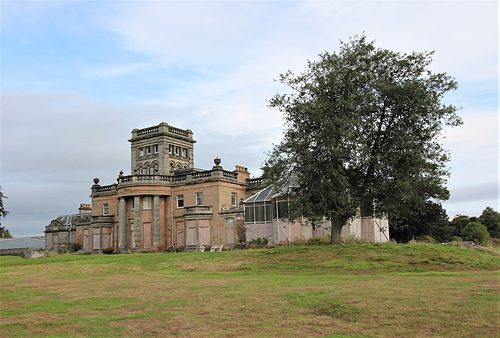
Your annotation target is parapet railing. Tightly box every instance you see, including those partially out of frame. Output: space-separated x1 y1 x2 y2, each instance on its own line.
168 126 189 137
137 126 159 136
184 206 213 214
92 169 242 197
117 170 239 186
247 177 265 189
133 123 192 139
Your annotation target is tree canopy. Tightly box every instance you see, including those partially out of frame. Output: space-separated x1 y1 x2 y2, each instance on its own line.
478 207 500 238
266 35 460 243
0 186 11 238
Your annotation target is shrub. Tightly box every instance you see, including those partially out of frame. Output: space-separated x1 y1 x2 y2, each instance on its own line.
417 235 437 244
462 222 490 246
68 242 82 253
102 247 114 255
248 237 269 246
450 236 462 242
306 235 331 245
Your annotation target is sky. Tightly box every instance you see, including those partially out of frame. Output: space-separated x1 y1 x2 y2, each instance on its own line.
1 0 498 237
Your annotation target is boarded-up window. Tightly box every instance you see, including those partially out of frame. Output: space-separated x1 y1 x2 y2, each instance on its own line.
102 227 112 249
176 221 185 247
83 230 89 250
199 219 210 245
143 222 152 249
187 220 210 245
225 218 235 245
93 228 100 250
53 234 58 244
187 221 197 245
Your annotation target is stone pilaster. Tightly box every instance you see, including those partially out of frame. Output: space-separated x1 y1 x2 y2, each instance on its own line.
153 195 160 248
118 197 127 251
134 196 141 249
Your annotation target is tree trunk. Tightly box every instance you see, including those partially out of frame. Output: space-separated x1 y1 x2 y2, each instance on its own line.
329 218 345 244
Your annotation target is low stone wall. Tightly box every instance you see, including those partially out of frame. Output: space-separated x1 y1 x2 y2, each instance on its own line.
0 247 44 257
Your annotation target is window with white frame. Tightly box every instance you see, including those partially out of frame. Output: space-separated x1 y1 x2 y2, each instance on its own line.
244 201 273 224
103 203 109 215
177 195 184 208
231 192 237 207
143 196 152 209
196 192 203 206
139 148 144 156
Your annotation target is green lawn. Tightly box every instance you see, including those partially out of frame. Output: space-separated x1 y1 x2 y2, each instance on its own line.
1 243 499 337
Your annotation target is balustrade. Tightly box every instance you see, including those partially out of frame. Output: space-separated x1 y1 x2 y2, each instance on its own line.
137 126 159 136
168 126 188 137
184 206 212 214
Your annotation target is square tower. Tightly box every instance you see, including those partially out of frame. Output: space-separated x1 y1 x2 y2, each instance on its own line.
129 122 196 175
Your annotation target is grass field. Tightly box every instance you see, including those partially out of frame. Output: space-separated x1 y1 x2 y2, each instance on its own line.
1 243 499 337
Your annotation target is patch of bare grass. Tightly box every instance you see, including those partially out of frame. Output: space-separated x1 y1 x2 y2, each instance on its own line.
1 244 499 336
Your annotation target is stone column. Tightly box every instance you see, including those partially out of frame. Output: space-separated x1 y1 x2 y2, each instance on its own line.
196 219 200 247
134 196 141 249
184 219 188 252
153 195 160 248
118 197 127 252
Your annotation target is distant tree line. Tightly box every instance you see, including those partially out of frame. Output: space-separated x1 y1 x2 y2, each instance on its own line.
390 205 499 245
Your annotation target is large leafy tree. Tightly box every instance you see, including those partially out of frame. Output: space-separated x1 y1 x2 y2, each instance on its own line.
389 200 451 243
266 35 460 243
0 187 12 238
449 214 471 238
478 207 500 238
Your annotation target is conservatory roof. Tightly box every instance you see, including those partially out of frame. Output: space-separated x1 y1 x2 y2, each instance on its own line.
243 184 277 203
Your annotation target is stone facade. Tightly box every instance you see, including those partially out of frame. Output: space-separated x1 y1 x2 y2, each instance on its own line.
46 122 265 253
44 204 91 251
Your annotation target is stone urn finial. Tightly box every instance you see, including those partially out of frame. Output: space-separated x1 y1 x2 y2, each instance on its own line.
119 170 124 177
93 177 100 185
214 157 221 166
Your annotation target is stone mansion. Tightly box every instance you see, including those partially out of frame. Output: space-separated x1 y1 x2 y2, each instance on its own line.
45 122 389 252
